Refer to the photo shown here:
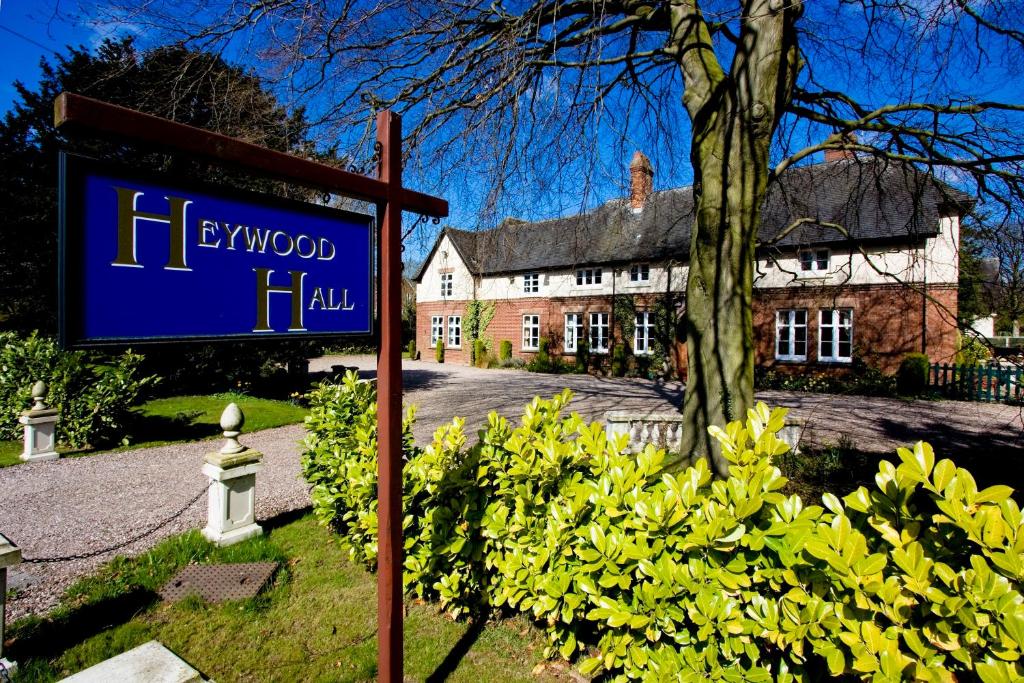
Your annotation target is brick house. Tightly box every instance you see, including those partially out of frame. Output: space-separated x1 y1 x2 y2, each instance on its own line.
413 151 972 376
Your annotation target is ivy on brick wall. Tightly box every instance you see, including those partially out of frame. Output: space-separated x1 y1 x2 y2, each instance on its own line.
464 300 496 362
612 292 683 378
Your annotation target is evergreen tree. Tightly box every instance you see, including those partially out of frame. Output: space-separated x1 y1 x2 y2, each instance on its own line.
0 39 332 393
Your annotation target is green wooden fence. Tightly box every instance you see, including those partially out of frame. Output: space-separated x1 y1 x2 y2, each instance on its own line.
929 362 1024 403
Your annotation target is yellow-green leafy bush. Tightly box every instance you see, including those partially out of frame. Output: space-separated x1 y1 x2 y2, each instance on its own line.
303 373 1024 681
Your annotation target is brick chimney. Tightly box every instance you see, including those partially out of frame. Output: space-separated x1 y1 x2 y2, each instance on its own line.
629 151 653 212
824 132 858 163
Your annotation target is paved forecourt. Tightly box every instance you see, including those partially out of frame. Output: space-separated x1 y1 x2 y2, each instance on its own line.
322 355 1023 458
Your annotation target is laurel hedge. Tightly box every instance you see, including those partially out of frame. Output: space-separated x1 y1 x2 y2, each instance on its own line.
302 372 1024 681
0 331 158 448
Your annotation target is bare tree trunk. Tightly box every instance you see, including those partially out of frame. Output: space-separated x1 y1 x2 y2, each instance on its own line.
668 0 800 476
676 108 769 476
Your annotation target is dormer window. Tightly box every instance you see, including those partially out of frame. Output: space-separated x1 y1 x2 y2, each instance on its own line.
523 272 539 293
629 263 650 283
440 272 453 297
799 249 830 273
576 268 603 286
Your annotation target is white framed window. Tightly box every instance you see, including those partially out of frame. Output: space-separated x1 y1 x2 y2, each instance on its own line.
775 309 808 361
523 272 540 294
576 268 603 286
440 271 454 297
564 313 584 353
799 249 830 273
589 312 610 353
447 316 462 348
634 311 653 355
629 263 650 283
522 314 540 351
819 308 853 362
430 316 444 346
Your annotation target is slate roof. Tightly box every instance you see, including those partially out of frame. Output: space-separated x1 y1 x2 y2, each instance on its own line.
414 157 973 279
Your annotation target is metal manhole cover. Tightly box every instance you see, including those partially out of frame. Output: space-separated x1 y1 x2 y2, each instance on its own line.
159 562 279 603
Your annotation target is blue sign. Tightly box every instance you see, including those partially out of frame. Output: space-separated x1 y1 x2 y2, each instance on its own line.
59 153 374 346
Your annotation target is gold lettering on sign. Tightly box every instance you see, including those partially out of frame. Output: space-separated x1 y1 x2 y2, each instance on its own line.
308 287 356 311
111 187 192 270
253 268 307 332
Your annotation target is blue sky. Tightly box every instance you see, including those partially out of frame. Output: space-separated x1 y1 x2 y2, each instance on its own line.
4 1 1023 262
0 2 133 112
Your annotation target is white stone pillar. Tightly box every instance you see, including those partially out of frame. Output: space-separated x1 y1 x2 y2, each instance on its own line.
19 381 59 462
0 532 22 678
202 403 263 547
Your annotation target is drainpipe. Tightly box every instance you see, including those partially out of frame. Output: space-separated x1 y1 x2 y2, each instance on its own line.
922 244 928 355
612 265 618 350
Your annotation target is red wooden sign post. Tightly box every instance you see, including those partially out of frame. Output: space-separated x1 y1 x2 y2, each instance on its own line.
376 110 405 681
55 94 447 682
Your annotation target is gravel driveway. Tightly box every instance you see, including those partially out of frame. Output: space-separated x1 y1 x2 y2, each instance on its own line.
323 355 1024 458
1 424 310 620
2 354 1021 621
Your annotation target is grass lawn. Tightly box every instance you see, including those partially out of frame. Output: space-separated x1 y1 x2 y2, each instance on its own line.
0 439 22 467
8 513 569 683
121 392 308 450
0 392 308 468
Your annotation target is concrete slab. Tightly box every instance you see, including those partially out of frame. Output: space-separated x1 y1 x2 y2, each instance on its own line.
7 568 39 592
60 640 209 683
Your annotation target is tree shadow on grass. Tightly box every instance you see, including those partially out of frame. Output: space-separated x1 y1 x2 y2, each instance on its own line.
425 616 487 683
7 508 307 670
7 589 158 664
123 410 222 444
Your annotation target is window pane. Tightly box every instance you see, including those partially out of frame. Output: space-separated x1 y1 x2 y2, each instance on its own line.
817 250 829 270
820 324 834 349
564 314 578 351
448 317 461 347
800 252 812 270
838 336 851 359
794 321 807 356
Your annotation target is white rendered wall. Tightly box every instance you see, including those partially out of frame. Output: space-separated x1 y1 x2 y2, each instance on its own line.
416 234 476 303
417 216 959 303
753 219 959 290
473 263 690 301
925 215 960 285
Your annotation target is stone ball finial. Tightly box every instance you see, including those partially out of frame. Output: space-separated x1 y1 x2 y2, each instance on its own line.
219 403 246 455
31 380 48 411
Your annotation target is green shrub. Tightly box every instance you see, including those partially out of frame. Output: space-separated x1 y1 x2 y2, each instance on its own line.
407 339 416 359
527 337 556 373
574 339 589 374
610 343 627 377
537 336 550 367
474 339 487 368
957 332 992 366
140 338 321 396
300 372 418 562
897 352 931 396
499 339 512 362
756 360 895 397
435 338 444 363
304 385 1024 681
0 332 159 448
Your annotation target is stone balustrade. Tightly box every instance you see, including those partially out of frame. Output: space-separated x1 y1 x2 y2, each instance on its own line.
605 411 806 456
